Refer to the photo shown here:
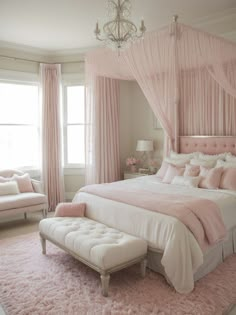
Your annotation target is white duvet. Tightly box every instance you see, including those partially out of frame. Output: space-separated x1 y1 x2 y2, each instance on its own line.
73 175 236 294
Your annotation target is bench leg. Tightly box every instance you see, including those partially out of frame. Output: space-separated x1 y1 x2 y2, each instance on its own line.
100 274 110 297
140 258 147 278
42 208 48 218
40 235 46 255
24 212 27 220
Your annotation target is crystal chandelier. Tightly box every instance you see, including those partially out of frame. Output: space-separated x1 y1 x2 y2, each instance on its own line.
94 0 146 50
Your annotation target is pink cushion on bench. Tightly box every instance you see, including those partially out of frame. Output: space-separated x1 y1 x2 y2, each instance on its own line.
54 203 86 217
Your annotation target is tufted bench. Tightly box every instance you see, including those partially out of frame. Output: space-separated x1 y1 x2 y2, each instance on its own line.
39 217 147 296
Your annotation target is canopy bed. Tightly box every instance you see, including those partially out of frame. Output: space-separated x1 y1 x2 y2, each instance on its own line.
73 21 236 293
74 135 236 293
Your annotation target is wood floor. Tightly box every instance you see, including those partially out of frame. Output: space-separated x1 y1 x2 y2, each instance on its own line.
0 211 53 240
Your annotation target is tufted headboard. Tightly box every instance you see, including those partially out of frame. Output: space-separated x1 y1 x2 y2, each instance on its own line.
179 136 236 155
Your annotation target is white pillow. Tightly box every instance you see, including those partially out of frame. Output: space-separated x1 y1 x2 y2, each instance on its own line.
171 176 201 188
216 160 236 168
165 157 190 166
169 151 198 160
198 152 226 161
0 181 19 196
190 158 216 168
226 153 236 162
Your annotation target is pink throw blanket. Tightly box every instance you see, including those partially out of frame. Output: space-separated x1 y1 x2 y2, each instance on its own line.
80 183 226 251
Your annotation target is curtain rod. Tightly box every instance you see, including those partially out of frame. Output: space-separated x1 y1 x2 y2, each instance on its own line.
0 54 84 64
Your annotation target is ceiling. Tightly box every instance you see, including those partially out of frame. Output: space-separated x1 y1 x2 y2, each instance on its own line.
0 0 236 54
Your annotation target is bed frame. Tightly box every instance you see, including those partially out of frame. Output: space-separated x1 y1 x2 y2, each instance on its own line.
148 136 236 282
179 136 236 155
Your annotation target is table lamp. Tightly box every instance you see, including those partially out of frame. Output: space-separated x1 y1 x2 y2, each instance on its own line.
136 140 154 168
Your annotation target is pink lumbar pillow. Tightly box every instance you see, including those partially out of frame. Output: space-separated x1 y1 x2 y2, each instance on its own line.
219 168 236 191
54 203 86 217
12 173 34 193
162 164 185 184
199 166 223 189
184 164 200 177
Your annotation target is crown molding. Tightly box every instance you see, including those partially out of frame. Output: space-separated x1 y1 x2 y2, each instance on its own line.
0 40 101 63
0 40 50 56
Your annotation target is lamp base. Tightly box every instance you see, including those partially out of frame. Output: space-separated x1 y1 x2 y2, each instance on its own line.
130 165 137 173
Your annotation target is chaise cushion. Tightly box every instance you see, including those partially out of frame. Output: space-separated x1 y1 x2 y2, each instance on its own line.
12 173 34 193
39 217 147 270
0 193 47 211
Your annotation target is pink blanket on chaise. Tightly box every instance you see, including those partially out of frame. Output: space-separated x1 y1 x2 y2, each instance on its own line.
80 183 226 251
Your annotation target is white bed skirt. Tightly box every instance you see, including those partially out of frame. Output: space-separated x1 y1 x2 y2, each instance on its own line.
148 226 236 282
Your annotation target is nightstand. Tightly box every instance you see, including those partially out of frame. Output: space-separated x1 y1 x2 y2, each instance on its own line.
123 172 148 180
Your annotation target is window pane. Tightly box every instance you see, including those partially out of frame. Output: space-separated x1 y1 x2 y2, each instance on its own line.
67 125 85 164
0 126 39 168
67 86 85 124
0 83 38 124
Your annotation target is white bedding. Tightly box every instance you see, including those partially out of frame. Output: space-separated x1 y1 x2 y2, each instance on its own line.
73 175 236 294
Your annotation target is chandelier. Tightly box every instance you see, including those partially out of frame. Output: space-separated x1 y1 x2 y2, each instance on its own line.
94 0 146 50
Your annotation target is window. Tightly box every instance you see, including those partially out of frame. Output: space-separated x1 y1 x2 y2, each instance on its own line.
0 81 40 169
64 85 85 167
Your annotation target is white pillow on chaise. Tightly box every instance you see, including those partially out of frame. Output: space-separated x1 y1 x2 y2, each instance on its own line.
0 182 20 196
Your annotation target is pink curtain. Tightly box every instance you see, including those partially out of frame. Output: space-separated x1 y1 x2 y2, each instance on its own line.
179 67 236 136
85 75 121 184
85 22 236 168
40 64 65 211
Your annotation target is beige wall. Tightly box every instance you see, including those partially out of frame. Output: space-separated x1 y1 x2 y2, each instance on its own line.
0 55 164 201
120 80 164 173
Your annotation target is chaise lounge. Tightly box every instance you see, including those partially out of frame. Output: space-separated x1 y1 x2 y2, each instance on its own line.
0 169 48 219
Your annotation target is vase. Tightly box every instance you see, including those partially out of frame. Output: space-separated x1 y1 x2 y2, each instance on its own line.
130 165 137 173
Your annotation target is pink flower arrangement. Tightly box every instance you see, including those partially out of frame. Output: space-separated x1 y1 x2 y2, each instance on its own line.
149 159 158 167
126 156 139 166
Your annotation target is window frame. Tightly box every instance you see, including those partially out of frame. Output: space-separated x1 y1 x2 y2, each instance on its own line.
63 82 86 169
0 78 41 172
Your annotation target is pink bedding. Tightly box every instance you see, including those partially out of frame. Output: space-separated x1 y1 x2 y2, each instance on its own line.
81 182 226 251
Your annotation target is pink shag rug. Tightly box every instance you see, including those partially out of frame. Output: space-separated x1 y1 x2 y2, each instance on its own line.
0 232 236 315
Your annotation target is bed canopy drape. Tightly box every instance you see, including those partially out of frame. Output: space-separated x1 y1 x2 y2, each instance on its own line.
85 21 236 184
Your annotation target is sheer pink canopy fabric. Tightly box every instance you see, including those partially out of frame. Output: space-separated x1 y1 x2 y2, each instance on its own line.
85 76 120 184
85 22 236 183
40 64 65 210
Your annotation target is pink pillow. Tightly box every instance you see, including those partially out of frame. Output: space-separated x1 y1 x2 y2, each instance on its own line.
162 164 185 184
156 161 169 179
199 166 223 189
54 203 86 217
12 173 34 193
184 164 200 177
219 168 236 190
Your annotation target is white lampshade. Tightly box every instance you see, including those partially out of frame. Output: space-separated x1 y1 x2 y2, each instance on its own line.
136 140 154 152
